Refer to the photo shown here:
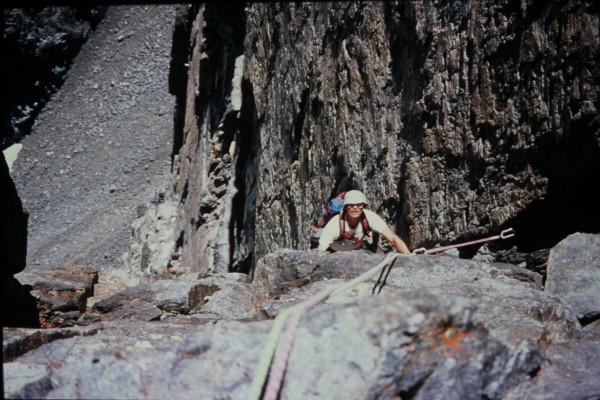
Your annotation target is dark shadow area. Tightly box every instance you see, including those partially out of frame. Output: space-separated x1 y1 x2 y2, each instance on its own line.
2 277 40 328
508 125 600 252
2 6 106 149
232 76 260 275
1 152 39 328
168 4 197 163
383 1 430 154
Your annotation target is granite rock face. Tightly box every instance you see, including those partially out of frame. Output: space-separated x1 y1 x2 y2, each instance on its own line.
168 1 598 275
545 232 600 323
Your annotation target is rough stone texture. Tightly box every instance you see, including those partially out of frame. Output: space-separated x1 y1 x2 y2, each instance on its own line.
4 292 543 400
509 339 600 400
4 2 600 399
79 273 260 323
10 5 177 272
236 1 599 267
159 1 600 276
545 232 600 323
7 2 598 282
122 194 178 275
168 4 249 275
2 6 106 147
15 265 98 328
253 249 388 295
254 249 576 349
4 234 600 399
3 325 101 363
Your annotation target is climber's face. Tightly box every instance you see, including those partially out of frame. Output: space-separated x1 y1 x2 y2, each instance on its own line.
345 203 363 218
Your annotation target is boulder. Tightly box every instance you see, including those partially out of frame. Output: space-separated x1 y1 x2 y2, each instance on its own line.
14 265 98 328
255 249 577 349
507 339 600 400
4 238 600 398
80 273 261 323
545 232 600 324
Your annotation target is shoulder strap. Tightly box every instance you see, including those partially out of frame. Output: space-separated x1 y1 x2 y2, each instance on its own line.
360 212 372 236
338 210 346 239
338 210 372 239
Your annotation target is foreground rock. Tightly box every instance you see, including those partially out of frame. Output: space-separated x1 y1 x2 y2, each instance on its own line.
255 249 575 349
81 273 259 323
5 292 541 399
545 232 600 324
4 233 600 399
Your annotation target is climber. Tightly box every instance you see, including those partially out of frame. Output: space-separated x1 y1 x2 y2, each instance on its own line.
317 190 411 254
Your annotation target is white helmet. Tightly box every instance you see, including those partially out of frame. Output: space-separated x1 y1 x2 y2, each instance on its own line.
343 190 368 206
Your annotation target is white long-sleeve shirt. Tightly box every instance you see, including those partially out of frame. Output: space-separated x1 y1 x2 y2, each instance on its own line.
318 209 388 250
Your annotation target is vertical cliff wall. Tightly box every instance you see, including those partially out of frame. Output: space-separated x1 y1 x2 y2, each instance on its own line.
170 1 598 275
169 4 249 274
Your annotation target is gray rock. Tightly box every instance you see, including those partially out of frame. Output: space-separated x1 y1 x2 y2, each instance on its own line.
83 274 261 322
3 325 102 363
4 292 543 400
92 280 200 316
3 320 199 398
189 276 261 320
255 249 575 349
545 233 600 323
508 339 600 400
254 249 386 296
15 265 98 328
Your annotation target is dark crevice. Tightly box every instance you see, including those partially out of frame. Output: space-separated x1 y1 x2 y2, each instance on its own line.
290 87 310 162
579 313 600 328
232 77 259 275
169 4 197 162
396 371 431 400
3 325 101 363
506 124 600 253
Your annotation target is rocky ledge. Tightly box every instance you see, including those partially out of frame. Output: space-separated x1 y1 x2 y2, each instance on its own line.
3 233 600 399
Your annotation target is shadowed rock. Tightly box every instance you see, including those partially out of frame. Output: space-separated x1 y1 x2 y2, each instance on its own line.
545 232 600 325
1 152 37 328
15 265 98 328
80 274 261 323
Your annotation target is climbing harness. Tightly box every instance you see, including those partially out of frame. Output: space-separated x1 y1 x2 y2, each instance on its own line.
337 209 372 241
247 253 403 400
412 228 515 255
329 237 361 252
327 209 373 252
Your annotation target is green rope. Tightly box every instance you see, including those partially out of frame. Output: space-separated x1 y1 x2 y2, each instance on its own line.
247 253 402 400
247 306 295 400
